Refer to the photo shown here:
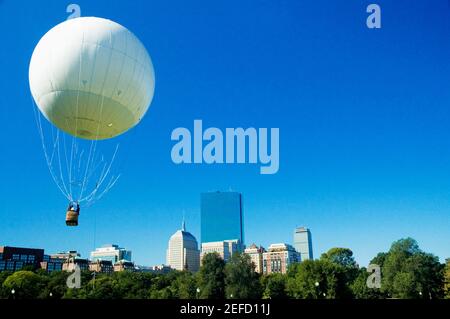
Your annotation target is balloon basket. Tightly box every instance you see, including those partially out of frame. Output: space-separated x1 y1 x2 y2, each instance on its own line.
66 210 79 226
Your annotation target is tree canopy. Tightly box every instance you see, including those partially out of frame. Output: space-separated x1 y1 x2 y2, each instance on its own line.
379 238 444 299
224 252 262 299
197 252 226 299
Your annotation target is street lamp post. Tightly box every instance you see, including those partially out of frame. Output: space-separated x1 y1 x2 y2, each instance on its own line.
196 288 200 299
11 289 15 300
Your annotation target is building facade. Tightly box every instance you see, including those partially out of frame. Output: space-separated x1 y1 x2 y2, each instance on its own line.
244 243 266 273
134 264 172 274
114 260 135 272
51 251 80 260
90 244 132 264
0 246 44 272
293 227 313 261
201 191 244 244
40 255 63 272
62 257 90 272
200 239 242 263
89 260 114 273
166 221 200 272
41 251 81 272
263 243 300 274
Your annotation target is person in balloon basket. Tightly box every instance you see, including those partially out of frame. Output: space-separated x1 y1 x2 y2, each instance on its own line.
66 202 80 226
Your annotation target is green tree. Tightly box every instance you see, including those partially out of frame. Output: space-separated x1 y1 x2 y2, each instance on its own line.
170 271 196 299
38 271 69 299
149 286 173 299
370 252 387 267
150 272 178 299
62 270 96 299
104 271 157 299
85 275 118 299
350 267 385 299
444 259 450 299
2 271 44 299
321 247 359 284
261 273 287 299
0 271 13 298
109 271 137 299
197 253 226 299
286 259 352 299
380 238 444 299
225 253 262 299
321 248 357 268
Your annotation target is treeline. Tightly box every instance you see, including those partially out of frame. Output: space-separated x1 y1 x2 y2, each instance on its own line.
0 238 449 299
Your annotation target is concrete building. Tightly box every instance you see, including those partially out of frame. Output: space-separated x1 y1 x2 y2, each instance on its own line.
90 244 132 264
90 260 114 273
51 251 80 260
62 257 90 272
244 243 266 273
41 251 81 272
263 243 300 274
200 239 242 263
166 221 200 272
293 227 313 261
114 260 135 272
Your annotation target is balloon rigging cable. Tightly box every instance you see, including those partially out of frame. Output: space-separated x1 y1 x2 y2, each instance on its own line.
30 84 120 208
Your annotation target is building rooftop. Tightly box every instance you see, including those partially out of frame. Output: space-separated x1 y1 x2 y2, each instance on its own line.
170 220 198 243
170 229 198 242
244 243 266 253
295 226 310 232
102 244 119 248
267 243 296 252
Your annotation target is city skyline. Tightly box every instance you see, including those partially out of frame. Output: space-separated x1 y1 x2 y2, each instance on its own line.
0 185 448 266
0 0 449 268
0 217 313 268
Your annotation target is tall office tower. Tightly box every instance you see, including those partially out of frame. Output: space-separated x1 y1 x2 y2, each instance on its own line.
90 244 132 264
293 227 313 261
201 191 244 245
166 220 200 272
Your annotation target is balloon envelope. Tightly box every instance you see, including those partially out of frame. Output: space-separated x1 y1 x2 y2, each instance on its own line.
29 17 155 140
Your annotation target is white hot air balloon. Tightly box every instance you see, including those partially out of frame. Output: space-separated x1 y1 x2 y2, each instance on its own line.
30 17 155 140
29 17 155 225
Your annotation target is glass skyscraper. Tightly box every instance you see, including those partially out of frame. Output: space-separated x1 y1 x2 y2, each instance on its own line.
293 227 313 261
201 191 244 244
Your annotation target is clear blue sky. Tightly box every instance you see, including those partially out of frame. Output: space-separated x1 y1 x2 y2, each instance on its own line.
0 0 449 267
